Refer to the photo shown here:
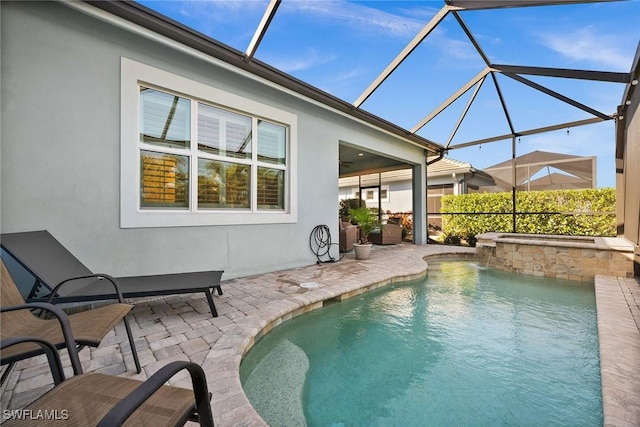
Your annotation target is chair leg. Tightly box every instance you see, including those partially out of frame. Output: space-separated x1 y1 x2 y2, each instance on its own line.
0 362 15 387
214 285 223 296
205 289 218 318
123 315 141 374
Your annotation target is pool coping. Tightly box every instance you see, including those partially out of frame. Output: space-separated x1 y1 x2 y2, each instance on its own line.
594 275 640 427
476 233 635 282
477 232 635 252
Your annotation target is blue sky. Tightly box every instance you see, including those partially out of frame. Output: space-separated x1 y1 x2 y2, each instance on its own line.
138 0 639 188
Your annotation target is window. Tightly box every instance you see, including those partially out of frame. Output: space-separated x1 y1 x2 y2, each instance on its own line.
138 88 287 212
427 184 453 214
380 185 390 202
121 58 297 227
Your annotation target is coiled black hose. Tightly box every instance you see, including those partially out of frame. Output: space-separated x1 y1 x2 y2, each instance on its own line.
309 225 343 264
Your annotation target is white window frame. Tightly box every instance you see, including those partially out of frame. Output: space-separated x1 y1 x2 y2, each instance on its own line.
380 185 390 203
121 58 297 227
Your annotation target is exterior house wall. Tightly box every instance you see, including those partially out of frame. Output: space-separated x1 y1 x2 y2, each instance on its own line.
621 80 640 247
615 42 639 275
0 2 428 279
381 180 413 213
619 61 640 273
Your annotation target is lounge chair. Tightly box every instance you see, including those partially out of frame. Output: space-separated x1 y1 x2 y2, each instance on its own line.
0 230 224 318
1 336 214 426
1 260 136 376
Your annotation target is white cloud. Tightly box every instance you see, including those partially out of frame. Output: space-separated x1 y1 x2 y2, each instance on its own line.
440 38 478 61
260 2 477 74
176 0 268 21
158 1 478 69
166 0 434 39
536 26 631 70
263 48 337 73
332 67 362 83
285 1 426 38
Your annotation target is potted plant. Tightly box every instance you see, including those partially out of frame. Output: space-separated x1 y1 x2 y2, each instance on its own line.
349 206 381 260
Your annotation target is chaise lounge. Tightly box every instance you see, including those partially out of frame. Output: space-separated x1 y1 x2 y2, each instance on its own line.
1 230 224 318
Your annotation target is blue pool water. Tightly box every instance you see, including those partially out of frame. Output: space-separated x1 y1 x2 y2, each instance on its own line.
240 260 602 426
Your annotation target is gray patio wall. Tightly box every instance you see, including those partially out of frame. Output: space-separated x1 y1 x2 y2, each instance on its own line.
0 2 428 279
617 43 640 271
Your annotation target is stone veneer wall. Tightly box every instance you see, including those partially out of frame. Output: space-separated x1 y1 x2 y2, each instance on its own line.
476 233 635 282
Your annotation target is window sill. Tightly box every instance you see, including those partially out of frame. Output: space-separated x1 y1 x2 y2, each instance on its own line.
121 209 296 228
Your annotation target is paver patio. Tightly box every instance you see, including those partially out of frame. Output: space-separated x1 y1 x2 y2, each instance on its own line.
1 243 638 426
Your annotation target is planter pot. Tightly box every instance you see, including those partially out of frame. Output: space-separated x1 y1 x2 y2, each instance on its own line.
353 243 372 260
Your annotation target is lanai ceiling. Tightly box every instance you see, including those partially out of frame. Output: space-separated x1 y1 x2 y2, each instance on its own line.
128 0 639 178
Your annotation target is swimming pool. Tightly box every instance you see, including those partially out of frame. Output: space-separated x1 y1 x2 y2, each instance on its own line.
240 260 602 426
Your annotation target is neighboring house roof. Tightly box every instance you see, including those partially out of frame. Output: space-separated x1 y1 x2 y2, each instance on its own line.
483 150 595 191
427 157 495 189
427 157 473 177
339 157 494 188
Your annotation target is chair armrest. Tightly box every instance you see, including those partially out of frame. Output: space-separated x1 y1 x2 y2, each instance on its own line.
1 302 83 375
96 361 214 427
1 336 65 385
48 273 126 303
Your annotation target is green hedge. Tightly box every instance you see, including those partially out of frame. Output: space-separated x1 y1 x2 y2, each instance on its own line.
440 188 616 243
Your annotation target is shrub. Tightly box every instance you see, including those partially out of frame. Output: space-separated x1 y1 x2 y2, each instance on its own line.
442 233 461 245
339 198 366 222
440 188 616 241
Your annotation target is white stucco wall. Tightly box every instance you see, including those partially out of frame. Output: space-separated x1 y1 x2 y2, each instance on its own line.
0 1 428 279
